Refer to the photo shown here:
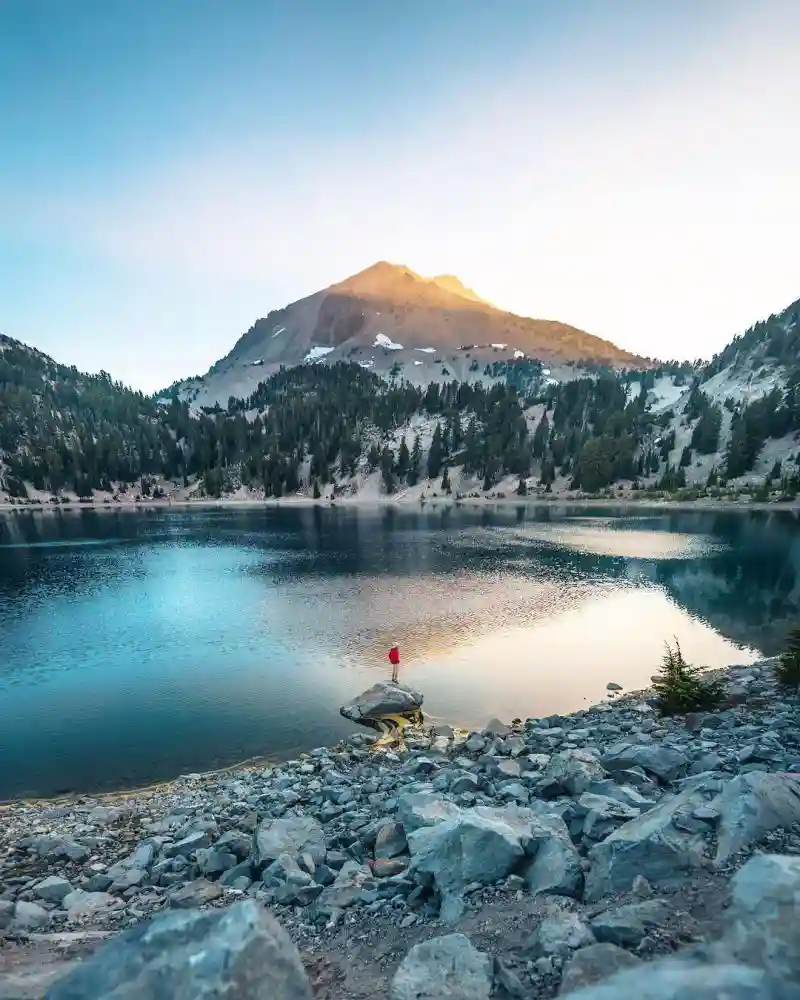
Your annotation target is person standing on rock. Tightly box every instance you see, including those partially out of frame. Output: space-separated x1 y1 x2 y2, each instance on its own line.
388 643 400 683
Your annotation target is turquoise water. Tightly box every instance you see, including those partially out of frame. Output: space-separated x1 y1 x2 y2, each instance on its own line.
1 504 796 799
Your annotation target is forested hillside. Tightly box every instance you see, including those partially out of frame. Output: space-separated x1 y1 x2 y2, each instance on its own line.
3 294 800 504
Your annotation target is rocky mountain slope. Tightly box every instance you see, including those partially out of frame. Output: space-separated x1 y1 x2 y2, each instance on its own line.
172 262 651 409
625 295 800 493
1 660 799 998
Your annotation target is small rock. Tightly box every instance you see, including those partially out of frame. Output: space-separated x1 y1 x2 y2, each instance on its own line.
11 900 49 930
606 683 623 692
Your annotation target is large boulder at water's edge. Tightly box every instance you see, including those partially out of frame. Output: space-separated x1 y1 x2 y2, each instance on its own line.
340 681 424 723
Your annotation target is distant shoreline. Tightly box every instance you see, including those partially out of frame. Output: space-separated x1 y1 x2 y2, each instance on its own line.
2 495 800 515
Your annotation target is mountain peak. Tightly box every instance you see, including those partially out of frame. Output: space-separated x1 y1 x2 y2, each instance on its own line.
428 274 491 306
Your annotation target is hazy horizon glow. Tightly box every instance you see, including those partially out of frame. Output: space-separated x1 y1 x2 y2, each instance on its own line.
2 0 799 391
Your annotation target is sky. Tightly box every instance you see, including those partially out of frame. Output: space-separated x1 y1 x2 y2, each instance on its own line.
1 0 799 392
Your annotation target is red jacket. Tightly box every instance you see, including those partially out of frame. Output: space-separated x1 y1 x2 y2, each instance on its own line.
388 646 400 666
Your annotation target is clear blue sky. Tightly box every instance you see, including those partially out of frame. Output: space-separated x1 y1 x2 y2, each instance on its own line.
2 0 799 390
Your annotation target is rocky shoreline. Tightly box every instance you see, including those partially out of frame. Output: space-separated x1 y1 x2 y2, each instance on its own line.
2 659 800 998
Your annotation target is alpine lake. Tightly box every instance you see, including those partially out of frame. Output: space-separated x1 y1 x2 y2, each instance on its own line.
1 502 797 800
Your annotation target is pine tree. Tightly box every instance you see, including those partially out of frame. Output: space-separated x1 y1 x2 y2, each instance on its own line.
428 423 443 479
397 436 410 481
408 434 422 485
441 466 451 493
653 641 724 715
312 479 321 499
380 446 395 494
516 476 527 496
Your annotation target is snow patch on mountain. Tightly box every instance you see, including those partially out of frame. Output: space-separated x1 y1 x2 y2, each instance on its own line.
374 333 404 350
303 346 335 363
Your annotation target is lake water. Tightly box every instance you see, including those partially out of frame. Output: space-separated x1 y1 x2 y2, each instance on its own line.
1 503 798 800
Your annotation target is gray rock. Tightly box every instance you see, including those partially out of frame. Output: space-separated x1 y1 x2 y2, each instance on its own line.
601 743 688 783
62 891 117 919
340 681 423 723
11 901 49 930
528 913 595 957
317 861 374 911
484 718 511 736
713 771 800 865
541 750 607 796
163 829 212 858
578 793 641 841
213 829 252 860
724 853 800 982
583 783 711 901
554 958 788 999
252 814 326 868
44 899 313 999
33 875 73 904
167 878 223 908
109 869 148 893
589 899 671 948
390 933 493 1000
197 849 238 876
521 813 583 899
18 836 90 863
396 793 462 833
218 860 254 887
559 943 641 995
374 822 408 859
408 808 526 922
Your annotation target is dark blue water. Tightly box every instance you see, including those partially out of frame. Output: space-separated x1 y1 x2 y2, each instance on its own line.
1 504 797 799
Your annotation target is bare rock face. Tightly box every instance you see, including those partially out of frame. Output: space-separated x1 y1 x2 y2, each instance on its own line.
339 681 423 723
44 900 313 1000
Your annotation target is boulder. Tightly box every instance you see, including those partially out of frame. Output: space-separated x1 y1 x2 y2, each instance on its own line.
723 853 800 983
601 743 688 783
559 943 641 995
317 861 374 911
340 681 423 723
712 771 800 865
374 822 408 859
519 812 583 899
163 829 212 859
408 808 526 922
589 899 671 948
252 814 326 869
213 829 252 860
390 934 493 1000
11 901 49 930
197 848 238 876
528 913 595 957
62 891 117 919
17 836 89 863
583 783 713 902
34 875 73 904
167 878 223 909
541 750 607 796
44 899 313 999
578 793 641 842
396 793 462 833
